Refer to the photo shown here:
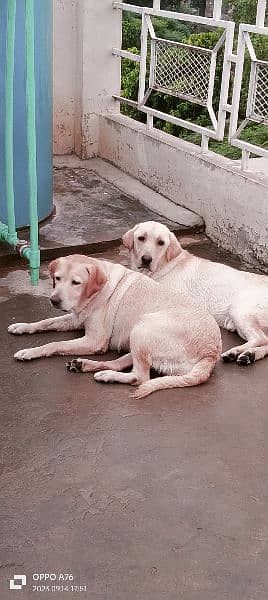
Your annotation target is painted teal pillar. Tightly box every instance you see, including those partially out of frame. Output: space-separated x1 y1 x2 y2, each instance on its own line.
0 0 52 229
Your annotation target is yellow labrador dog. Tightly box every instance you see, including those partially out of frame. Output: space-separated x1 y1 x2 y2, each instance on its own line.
8 254 221 398
123 221 268 366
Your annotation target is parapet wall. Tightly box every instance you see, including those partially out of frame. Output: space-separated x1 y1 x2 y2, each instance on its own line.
99 114 268 270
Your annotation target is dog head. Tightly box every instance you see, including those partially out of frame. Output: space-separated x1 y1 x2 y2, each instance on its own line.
122 221 182 274
48 255 107 313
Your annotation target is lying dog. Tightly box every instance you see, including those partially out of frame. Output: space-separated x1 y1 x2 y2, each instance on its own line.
8 254 221 398
123 221 268 365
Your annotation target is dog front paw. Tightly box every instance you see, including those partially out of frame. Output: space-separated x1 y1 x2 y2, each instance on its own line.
8 322 33 335
14 348 39 361
94 370 116 383
66 358 84 372
221 350 238 363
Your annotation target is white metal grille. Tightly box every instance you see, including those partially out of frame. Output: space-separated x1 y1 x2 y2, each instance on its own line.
251 62 268 122
113 0 268 166
113 2 234 141
229 21 268 164
152 39 212 106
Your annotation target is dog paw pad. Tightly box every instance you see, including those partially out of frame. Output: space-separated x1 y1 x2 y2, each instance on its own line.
237 351 255 366
221 351 237 363
66 359 83 372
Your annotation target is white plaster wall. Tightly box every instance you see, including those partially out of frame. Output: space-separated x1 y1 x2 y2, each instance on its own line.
53 0 121 157
74 0 122 158
99 114 268 268
53 0 77 155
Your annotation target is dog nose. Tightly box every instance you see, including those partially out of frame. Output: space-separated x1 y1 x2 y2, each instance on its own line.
141 254 152 267
51 297 61 308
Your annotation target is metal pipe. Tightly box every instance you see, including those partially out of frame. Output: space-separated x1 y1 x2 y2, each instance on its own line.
4 0 18 246
21 0 40 286
0 221 10 243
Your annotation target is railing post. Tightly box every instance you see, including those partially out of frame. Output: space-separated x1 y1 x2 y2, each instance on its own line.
229 27 246 140
138 13 149 104
212 0 222 20
256 0 266 26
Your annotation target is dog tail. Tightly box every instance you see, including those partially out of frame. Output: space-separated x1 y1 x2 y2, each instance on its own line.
133 357 217 399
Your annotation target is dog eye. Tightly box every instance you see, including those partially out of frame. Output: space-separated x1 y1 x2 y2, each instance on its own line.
138 235 145 242
157 240 165 246
55 276 61 281
72 280 81 286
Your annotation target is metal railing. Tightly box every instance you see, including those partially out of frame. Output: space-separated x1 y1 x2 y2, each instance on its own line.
229 4 268 168
0 0 40 285
112 0 268 166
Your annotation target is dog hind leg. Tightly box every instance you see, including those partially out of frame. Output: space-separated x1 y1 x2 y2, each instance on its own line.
94 355 149 385
236 343 268 365
222 314 268 365
67 353 133 373
94 323 151 386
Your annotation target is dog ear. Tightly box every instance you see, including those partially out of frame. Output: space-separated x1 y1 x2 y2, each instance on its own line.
48 259 59 288
85 263 107 299
122 226 137 251
166 232 182 262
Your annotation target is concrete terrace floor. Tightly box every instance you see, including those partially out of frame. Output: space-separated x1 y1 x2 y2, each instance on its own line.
0 158 203 266
0 238 267 600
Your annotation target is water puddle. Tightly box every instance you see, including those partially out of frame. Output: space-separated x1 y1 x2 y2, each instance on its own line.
0 268 51 299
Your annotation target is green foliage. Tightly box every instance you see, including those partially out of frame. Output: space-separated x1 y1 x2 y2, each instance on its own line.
122 14 141 49
122 12 196 49
121 48 140 98
232 0 257 26
151 16 196 41
240 123 268 149
121 48 144 121
185 30 222 49
209 138 242 159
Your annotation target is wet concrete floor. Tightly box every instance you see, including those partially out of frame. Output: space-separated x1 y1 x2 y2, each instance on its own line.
0 165 203 266
0 240 267 599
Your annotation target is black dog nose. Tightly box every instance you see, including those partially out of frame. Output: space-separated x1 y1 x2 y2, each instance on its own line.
51 297 60 307
141 254 152 267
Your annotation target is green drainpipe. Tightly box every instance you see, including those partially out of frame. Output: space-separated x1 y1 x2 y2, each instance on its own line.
0 0 19 247
20 0 40 285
